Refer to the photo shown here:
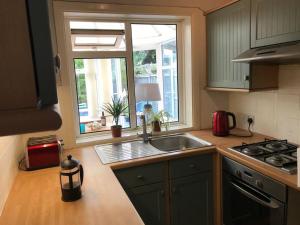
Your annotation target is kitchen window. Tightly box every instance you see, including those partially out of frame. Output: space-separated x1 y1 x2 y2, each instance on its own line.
131 24 179 125
68 20 181 135
74 57 130 134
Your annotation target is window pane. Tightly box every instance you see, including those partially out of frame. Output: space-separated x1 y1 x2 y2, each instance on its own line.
70 21 126 51
70 21 125 30
131 24 178 125
74 58 130 134
75 37 117 45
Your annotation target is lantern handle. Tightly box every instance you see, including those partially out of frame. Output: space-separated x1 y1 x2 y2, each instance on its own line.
80 165 84 185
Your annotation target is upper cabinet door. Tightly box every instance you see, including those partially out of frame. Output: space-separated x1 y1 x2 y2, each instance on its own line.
251 0 300 48
0 0 38 110
0 0 62 136
207 0 251 89
0 0 58 110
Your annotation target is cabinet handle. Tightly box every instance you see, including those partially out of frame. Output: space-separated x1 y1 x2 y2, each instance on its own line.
244 75 249 81
137 175 144 180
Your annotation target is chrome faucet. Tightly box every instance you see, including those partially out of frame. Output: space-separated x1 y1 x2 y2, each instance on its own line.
139 115 151 143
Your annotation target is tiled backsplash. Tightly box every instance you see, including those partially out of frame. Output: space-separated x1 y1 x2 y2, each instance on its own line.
229 65 300 144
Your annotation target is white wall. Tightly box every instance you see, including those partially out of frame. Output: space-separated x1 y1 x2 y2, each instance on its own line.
57 0 233 12
0 135 23 215
229 65 300 144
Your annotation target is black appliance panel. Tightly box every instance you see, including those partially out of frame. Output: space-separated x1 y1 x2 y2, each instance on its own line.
223 157 287 225
223 157 286 202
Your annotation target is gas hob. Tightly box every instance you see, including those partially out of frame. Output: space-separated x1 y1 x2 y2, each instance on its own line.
229 139 298 174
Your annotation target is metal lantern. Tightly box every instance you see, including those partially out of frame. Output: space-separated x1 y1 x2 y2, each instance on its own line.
60 155 84 202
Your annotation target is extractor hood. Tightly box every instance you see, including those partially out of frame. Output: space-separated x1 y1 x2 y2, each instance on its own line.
232 42 300 63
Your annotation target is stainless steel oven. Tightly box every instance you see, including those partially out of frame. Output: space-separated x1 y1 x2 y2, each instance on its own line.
222 157 287 225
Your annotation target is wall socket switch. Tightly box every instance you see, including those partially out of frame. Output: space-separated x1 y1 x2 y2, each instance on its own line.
247 115 255 126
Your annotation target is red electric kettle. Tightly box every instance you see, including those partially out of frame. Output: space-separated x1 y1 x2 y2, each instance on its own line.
212 111 236 136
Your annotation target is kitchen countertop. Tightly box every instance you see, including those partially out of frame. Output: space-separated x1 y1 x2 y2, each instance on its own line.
0 129 298 225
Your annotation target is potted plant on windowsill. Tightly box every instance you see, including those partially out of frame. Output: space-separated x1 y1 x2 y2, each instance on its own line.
151 113 162 132
102 97 128 138
151 110 171 133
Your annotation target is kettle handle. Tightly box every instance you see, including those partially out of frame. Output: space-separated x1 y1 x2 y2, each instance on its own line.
227 112 236 130
80 165 84 185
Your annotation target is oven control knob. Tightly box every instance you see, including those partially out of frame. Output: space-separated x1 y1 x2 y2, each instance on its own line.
256 180 263 189
235 170 242 178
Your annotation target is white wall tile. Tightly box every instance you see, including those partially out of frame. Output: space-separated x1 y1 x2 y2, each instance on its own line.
276 117 300 144
228 64 300 144
200 90 229 129
255 92 277 137
278 65 300 95
276 94 300 120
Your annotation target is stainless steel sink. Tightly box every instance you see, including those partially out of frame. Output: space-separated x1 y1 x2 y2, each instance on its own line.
149 134 212 152
95 140 165 164
95 133 212 164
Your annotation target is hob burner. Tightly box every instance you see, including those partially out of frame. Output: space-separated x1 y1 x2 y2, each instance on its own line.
265 155 292 167
291 151 297 158
241 146 264 156
265 142 288 152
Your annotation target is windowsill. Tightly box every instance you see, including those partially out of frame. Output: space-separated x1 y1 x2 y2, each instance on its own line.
76 123 193 147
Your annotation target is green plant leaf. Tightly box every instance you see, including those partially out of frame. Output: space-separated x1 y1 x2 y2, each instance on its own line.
102 97 128 126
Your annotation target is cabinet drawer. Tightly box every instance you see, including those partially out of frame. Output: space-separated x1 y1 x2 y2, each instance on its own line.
169 154 213 179
114 162 166 189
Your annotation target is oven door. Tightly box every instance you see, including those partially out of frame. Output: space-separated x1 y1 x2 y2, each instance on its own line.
223 173 286 225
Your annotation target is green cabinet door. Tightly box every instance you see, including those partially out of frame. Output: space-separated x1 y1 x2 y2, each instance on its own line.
126 182 167 225
170 172 213 225
207 0 250 89
251 0 300 48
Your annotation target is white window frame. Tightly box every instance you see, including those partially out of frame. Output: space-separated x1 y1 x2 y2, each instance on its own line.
53 2 196 144
64 16 185 138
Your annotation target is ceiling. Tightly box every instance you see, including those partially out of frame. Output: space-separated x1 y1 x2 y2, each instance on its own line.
58 0 235 12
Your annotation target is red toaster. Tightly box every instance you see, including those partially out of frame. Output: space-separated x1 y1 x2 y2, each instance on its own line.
26 135 62 170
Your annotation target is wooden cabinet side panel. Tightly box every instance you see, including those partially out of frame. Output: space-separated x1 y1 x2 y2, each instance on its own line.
251 0 300 47
250 64 279 90
0 0 37 110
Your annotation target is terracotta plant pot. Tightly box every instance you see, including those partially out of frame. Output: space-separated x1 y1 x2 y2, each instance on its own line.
111 125 122 138
152 121 161 132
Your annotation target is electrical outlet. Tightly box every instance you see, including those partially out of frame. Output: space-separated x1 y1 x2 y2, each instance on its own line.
247 115 255 126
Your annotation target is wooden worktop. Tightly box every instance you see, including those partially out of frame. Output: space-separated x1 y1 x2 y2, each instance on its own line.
0 146 145 225
0 134 215 225
0 129 298 225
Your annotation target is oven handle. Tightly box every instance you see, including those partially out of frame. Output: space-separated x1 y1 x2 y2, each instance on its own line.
230 181 280 209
